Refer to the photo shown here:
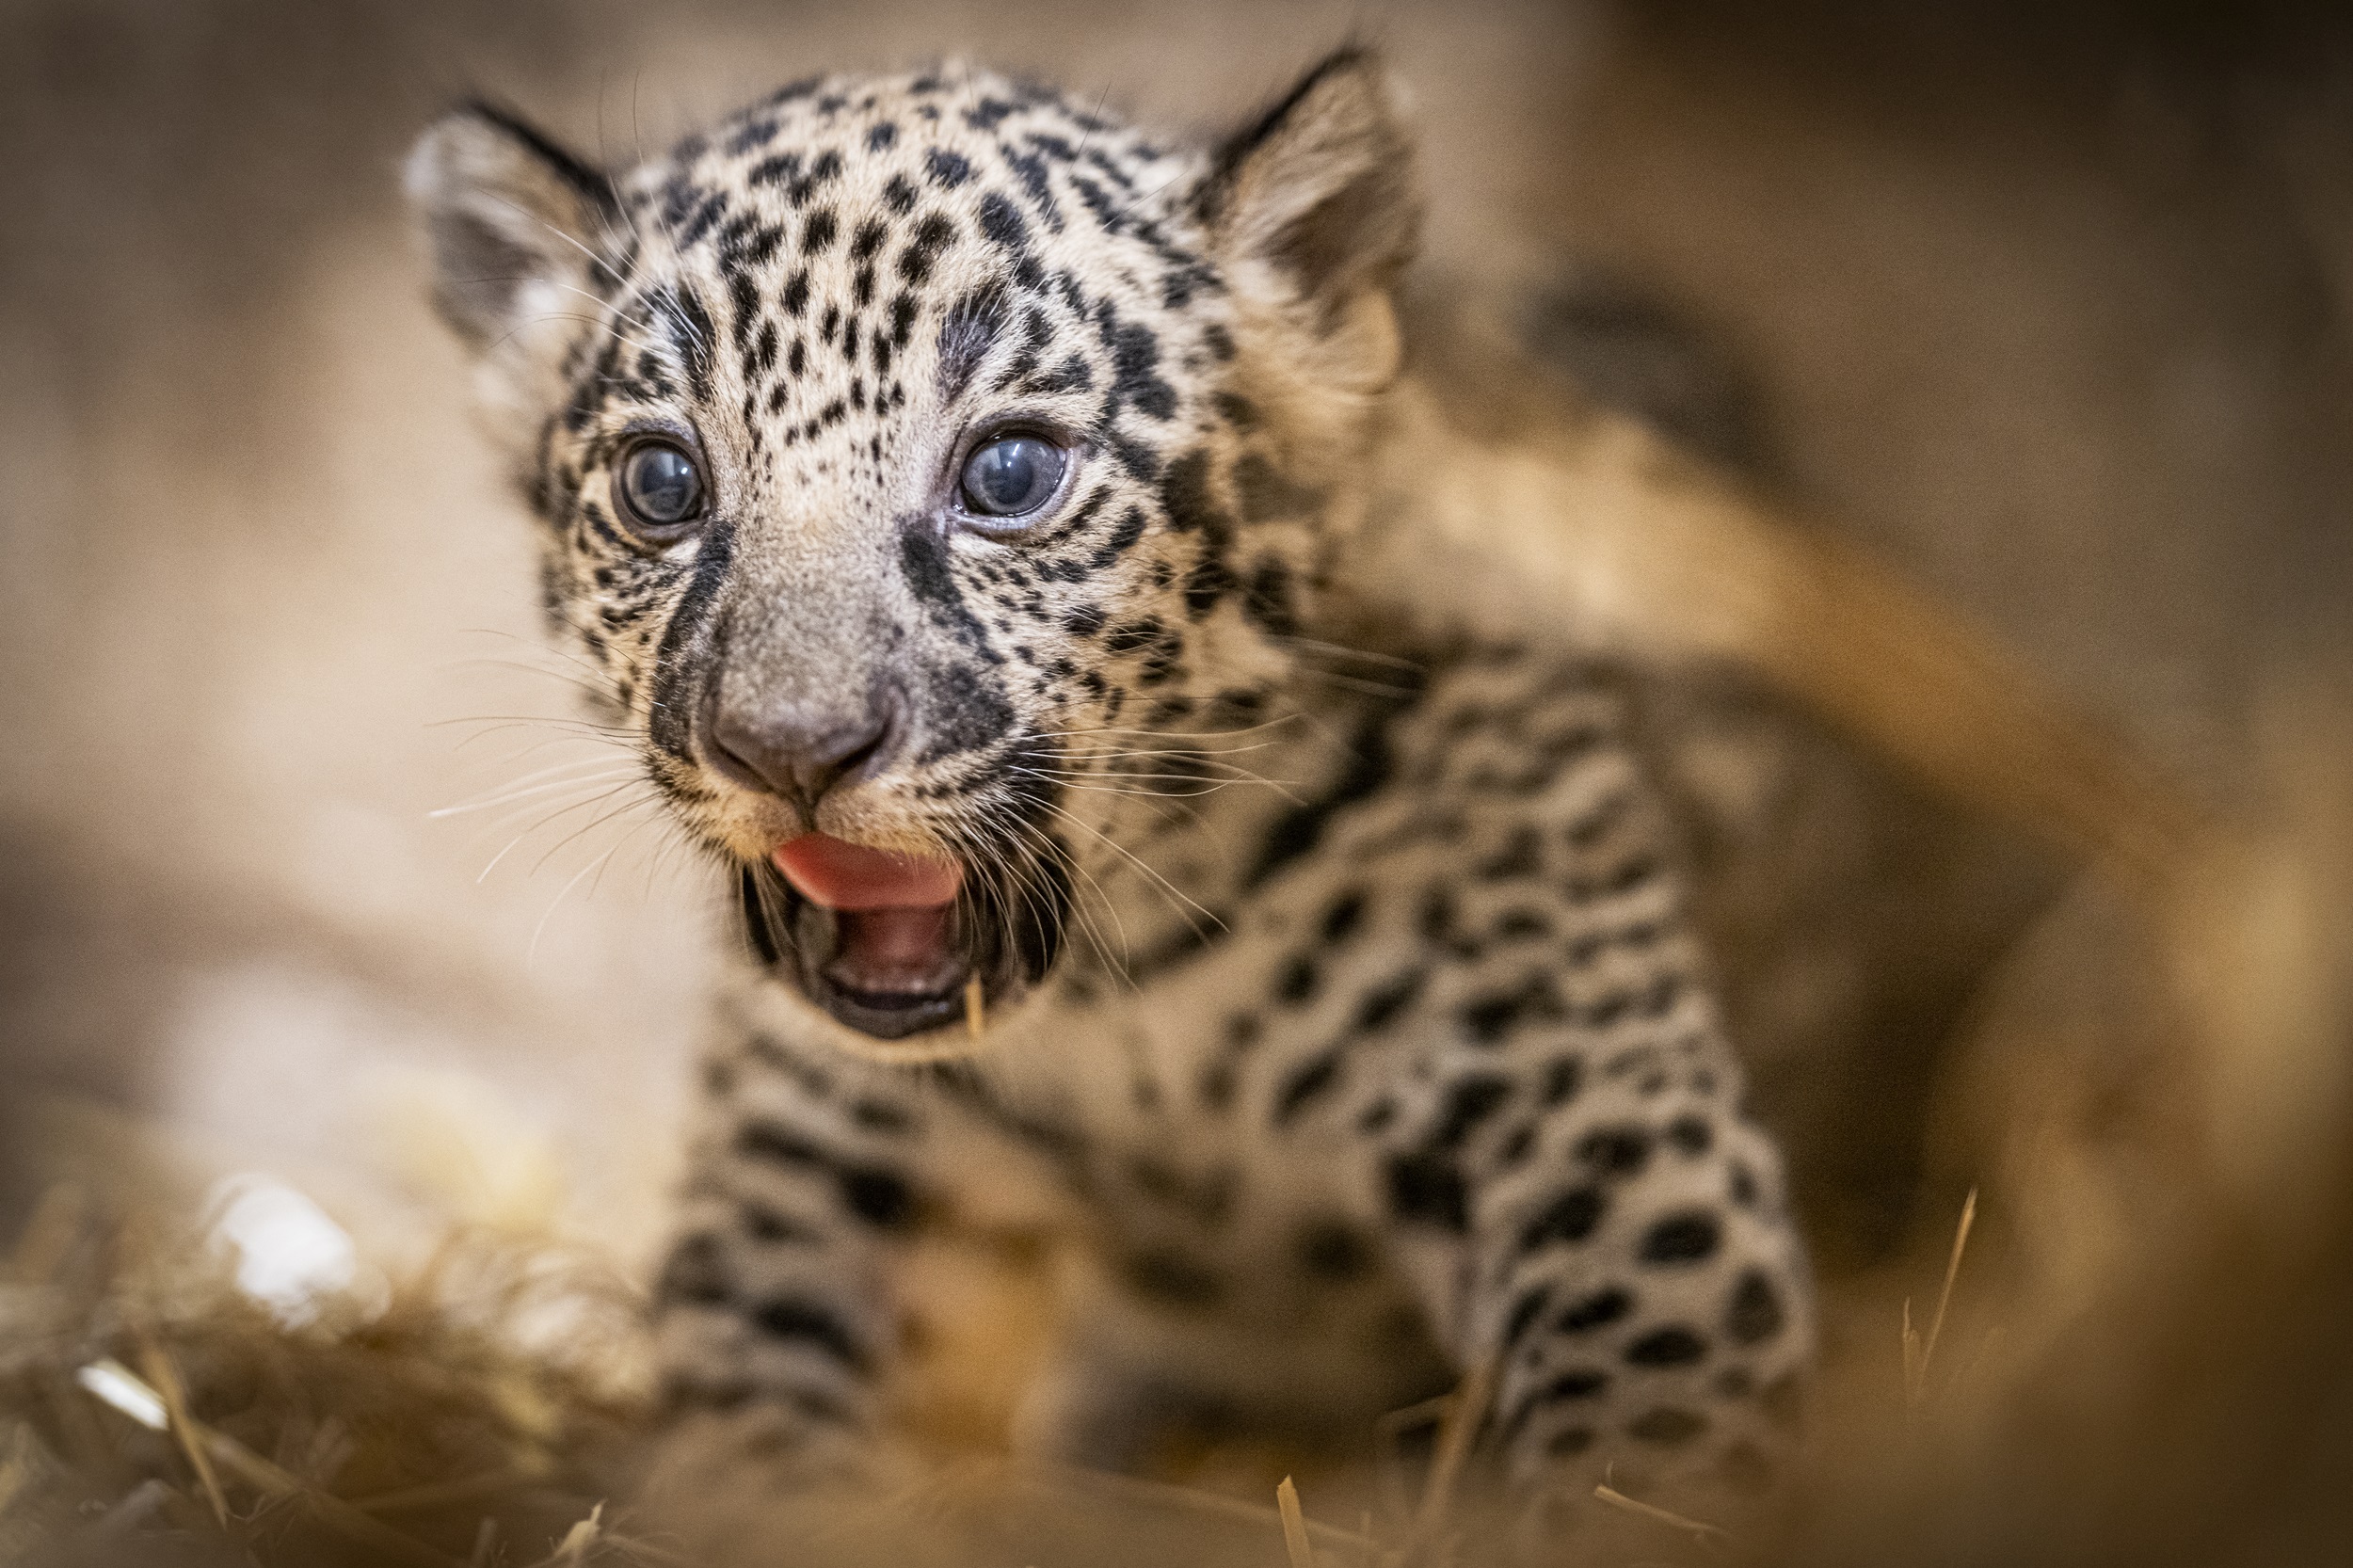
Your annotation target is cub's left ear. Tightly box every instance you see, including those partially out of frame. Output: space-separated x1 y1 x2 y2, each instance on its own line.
405 101 617 355
1194 48 1420 391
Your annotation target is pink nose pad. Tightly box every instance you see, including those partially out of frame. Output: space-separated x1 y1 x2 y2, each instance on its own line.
773 833 963 910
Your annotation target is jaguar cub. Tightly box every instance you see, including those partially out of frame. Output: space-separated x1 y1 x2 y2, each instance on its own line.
408 47 1811 1534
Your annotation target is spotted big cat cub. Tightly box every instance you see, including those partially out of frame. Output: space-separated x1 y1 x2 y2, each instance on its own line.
407 48 1812 1541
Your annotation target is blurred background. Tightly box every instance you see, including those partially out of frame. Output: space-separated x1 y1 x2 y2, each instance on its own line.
5 1 2353 1561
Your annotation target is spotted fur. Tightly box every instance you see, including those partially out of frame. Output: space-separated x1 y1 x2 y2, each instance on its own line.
408 50 1811 1526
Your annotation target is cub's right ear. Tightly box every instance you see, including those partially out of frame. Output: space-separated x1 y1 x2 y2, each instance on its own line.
405 103 616 353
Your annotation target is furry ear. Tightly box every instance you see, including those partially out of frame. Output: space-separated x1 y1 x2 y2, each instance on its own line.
1195 49 1419 389
405 103 616 353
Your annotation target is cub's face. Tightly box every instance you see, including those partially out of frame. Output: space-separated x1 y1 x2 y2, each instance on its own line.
409 56 1416 1052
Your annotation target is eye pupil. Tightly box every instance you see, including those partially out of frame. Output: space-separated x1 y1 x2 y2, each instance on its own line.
620 442 704 529
960 435 1064 519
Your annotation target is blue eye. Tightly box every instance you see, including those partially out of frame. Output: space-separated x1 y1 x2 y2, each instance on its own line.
617 440 705 531
959 434 1066 519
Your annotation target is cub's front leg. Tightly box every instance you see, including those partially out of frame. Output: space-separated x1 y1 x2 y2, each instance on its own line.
1351 670 1815 1528
651 983 929 1476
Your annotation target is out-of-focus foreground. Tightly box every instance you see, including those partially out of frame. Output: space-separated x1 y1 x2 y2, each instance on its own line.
4 2 2353 1563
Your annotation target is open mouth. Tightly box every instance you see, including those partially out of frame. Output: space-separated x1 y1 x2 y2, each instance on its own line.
738 832 1064 1042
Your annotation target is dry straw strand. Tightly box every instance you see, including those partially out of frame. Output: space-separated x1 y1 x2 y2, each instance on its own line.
1277 1475 1318 1568
1906 1187 1980 1414
1407 1351 1500 1555
1593 1471 1730 1550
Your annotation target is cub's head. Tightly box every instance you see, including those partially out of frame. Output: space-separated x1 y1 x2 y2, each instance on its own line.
408 52 1417 1053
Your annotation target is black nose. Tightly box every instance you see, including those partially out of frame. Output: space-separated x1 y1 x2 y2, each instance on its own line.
706 685 902 808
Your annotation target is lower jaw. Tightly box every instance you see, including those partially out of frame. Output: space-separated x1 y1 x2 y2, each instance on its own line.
796 976 972 1040
737 862 1064 1045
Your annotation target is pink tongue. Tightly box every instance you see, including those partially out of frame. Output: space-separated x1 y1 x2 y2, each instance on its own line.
773 833 962 911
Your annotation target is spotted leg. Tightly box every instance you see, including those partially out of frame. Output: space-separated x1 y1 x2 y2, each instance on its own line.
1349 668 1814 1526
649 982 929 1478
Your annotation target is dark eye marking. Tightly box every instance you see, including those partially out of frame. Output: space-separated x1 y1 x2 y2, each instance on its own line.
959 435 1067 521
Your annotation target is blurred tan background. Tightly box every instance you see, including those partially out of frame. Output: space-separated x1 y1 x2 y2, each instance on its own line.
4 0 2350 1364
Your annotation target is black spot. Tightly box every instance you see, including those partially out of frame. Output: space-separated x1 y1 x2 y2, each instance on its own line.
1064 603 1107 637
1666 1115 1713 1157
1273 1049 1344 1126
1246 709 1399 888
925 147 972 187
1576 1126 1653 1178
722 221 784 270
1628 1407 1707 1446
1476 825 1545 881
1086 506 1147 569
897 213 957 283
751 1297 871 1373
1547 1427 1595 1457
1497 1122 1538 1168
1241 557 1297 634
850 217 888 262
656 1232 731 1305
1625 1326 1708 1368
1319 890 1368 943
1501 1368 1609 1443
1727 1271 1785 1345
1518 1187 1606 1253
978 190 1029 248
1504 1286 1551 1350
1491 908 1552 941
917 658 1017 760
1386 1152 1467 1232
867 120 899 152
838 1165 915 1229
1357 1096 1397 1133
748 150 804 188
1429 1075 1513 1151
1640 1211 1722 1265
1730 1163 1758 1207
852 1092 913 1129
1101 312 1176 420
801 208 839 252
899 522 976 620
1273 954 1320 1005
1183 554 1234 617
1296 1219 1372 1281
1352 968 1426 1034
1540 1057 1583 1106
1104 616 1168 656
1121 1249 1225 1306
1556 1287 1632 1334
743 1200 818 1243
1457 976 1562 1045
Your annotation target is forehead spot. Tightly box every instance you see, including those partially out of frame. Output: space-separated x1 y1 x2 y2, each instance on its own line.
924 148 973 188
